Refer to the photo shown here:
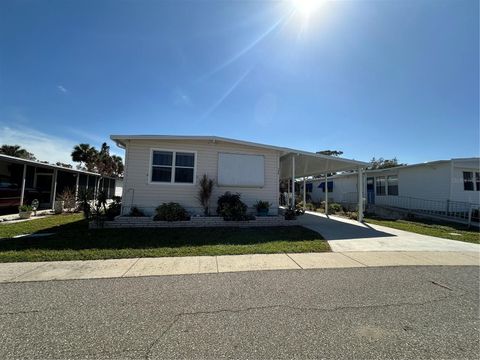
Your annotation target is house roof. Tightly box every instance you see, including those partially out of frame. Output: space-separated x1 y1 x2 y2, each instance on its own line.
305 157 480 181
110 134 369 177
0 154 114 178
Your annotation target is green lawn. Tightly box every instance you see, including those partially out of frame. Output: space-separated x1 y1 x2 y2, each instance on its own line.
365 217 480 244
0 213 329 262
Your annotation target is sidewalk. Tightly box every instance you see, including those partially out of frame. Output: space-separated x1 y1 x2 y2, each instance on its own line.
1 251 478 283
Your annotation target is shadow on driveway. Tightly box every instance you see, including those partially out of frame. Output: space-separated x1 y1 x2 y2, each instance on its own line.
298 213 396 241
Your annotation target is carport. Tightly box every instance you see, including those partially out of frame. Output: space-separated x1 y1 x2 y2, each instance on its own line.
279 151 368 221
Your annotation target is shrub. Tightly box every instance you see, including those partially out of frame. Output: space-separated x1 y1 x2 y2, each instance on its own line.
254 200 270 211
58 187 77 212
19 205 33 212
328 203 342 214
297 201 315 211
197 174 215 216
105 200 122 221
78 189 93 219
284 208 296 220
345 211 358 220
129 206 145 217
217 192 248 221
154 202 190 221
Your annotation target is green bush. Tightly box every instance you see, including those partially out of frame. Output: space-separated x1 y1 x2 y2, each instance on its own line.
154 202 190 221
19 205 33 212
297 201 316 211
217 192 248 221
254 200 270 211
328 203 342 214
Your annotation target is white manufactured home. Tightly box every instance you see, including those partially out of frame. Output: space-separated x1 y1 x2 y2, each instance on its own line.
305 158 480 222
111 135 368 219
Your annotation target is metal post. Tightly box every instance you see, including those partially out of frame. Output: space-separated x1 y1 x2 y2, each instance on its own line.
303 177 306 211
287 180 291 208
291 155 296 209
324 173 328 215
19 164 27 206
358 168 364 222
51 168 58 210
75 174 80 199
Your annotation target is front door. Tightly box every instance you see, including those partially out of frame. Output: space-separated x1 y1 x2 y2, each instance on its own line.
366 177 375 204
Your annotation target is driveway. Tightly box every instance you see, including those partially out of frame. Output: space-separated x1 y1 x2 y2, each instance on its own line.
299 212 480 253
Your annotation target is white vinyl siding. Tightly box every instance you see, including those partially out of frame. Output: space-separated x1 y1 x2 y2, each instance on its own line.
122 139 280 215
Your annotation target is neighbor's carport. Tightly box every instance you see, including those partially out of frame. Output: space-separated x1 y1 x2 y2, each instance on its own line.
279 151 369 221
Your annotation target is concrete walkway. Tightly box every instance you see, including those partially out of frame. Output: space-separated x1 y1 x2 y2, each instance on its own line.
299 211 480 252
0 251 478 283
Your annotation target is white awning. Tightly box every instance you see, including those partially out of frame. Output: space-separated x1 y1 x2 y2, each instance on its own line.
280 152 367 179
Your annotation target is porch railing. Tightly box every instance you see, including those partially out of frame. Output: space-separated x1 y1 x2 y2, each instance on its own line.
340 192 479 226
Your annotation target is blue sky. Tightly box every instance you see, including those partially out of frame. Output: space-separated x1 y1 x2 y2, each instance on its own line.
0 0 478 164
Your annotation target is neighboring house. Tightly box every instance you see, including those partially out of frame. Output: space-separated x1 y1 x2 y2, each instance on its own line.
0 154 120 212
110 135 368 217
305 158 480 216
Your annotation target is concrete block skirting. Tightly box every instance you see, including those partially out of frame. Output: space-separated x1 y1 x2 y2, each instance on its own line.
89 216 298 229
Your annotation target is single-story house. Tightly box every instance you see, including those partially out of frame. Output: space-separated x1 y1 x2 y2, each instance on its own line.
0 154 120 213
305 157 480 218
110 135 369 220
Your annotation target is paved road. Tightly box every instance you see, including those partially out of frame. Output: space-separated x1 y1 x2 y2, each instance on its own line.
0 266 478 359
299 212 480 252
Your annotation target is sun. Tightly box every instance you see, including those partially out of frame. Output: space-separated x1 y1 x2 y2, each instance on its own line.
292 0 321 18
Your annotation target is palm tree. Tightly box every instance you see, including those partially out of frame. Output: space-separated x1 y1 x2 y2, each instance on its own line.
0 145 36 160
71 144 98 171
111 155 124 176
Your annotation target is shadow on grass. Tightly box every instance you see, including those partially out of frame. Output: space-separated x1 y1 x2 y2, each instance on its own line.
0 219 323 251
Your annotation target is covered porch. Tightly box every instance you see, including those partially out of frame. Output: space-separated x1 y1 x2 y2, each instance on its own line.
0 154 117 214
279 151 368 221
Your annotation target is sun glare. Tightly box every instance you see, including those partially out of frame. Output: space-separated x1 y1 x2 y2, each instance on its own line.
293 0 321 18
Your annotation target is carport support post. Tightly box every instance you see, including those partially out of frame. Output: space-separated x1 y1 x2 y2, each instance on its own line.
324 173 328 215
19 164 27 206
303 177 306 210
291 155 295 209
51 168 58 210
75 174 79 199
358 168 364 222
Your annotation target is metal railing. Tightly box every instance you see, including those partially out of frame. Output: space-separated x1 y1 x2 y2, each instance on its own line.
340 192 479 225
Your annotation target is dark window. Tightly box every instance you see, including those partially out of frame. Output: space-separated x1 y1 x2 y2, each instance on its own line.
376 176 386 195
153 151 172 166
387 175 398 196
152 167 172 182
476 172 480 191
175 152 194 167
151 151 173 183
463 172 474 191
151 150 195 184
318 181 333 193
174 168 194 183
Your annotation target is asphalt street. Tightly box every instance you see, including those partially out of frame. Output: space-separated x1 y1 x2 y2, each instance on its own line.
0 266 478 359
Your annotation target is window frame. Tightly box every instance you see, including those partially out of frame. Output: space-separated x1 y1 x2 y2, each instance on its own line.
463 171 474 191
148 148 197 185
387 175 398 196
476 172 480 192
376 176 386 196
